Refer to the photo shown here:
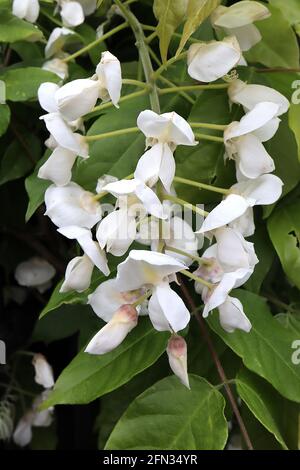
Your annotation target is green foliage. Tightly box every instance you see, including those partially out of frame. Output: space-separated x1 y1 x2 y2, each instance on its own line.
0 8 44 43
105 375 228 450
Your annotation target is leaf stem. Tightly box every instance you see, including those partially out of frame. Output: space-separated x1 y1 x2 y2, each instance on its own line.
158 83 229 94
63 22 129 63
180 269 213 289
165 245 206 265
152 51 188 80
189 122 227 130
195 133 224 143
163 194 208 217
85 126 139 142
132 290 152 308
88 88 149 116
114 0 160 113
122 78 149 89
173 176 230 195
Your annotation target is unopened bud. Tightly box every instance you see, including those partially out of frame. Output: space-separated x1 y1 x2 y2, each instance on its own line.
85 305 138 355
32 354 54 389
167 335 190 389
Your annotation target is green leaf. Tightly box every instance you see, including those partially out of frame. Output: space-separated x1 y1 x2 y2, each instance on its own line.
269 0 300 25
0 104 10 137
0 134 40 185
208 289 300 403
1 67 60 102
41 318 169 407
0 8 43 43
289 104 300 162
177 0 221 55
74 95 150 190
246 5 299 68
25 153 51 222
153 0 187 62
267 200 300 289
237 368 300 450
105 375 228 450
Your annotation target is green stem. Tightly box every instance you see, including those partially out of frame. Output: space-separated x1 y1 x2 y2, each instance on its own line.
132 290 152 308
181 269 213 289
163 194 208 217
140 24 156 32
165 245 204 265
189 122 227 131
195 133 224 143
147 47 195 105
173 176 230 195
40 7 63 27
85 126 139 142
122 78 149 89
146 31 157 43
159 84 229 94
89 89 149 116
152 51 188 80
63 22 129 63
114 0 160 113
0 381 35 398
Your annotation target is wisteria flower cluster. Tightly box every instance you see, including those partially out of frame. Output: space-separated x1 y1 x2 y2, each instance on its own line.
26 0 288 391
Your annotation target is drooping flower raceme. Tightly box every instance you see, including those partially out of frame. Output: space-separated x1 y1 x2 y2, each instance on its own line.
211 1 271 51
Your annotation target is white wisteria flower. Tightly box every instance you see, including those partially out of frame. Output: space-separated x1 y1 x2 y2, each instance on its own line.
224 102 280 179
13 392 53 447
198 174 283 234
116 250 190 333
55 78 100 121
42 58 69 80
38 147 77 186
187 36 241 83
15 257 56 293
45 183 102 229
12 0 39 23
96 178 166 255
85 304 138 355
32 354 55 389
228 79 290 116
44 27 74 59
58 225 109 282
167 335 190 389
211 1 271 51
88 278 145 322
56 0 97 27
95 51 122 107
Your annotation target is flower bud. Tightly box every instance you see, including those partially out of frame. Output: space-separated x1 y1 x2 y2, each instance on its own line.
85 305 138 355
167 335 190 389
60 255 94 293
32 354 54 389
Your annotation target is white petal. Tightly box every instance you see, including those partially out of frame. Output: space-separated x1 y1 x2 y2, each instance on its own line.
151 283 190 332
228 79 289 116
32 354 54 389
96 209 136 257
88 278 125 322
38 83 60 113
215 227 258 271
38 147 77 186
31 409 53 427
15 257 55 288
43 58 69 80
229 207 255 237
203 268 251 317
25 0 39 23
187 36 241 83
224 102 280 140
198 194 251 233
164 216 198 266
134 143 175 192
135 181 167 219
96 51 122 107
253 118 280 142
137 110 197 146
41 112 88 157
218 296 252 332
212 2 270 29
55 79 99 121
167 335 190 388
227 24 261 51
96 174 118 193
45 183 102 229
78 0 97 15
13 415 33 447
60 255 94 293
234 134 275 179
60 1 84 27
45 27 74 59
116 250 186 291
12 0 29 20
232 174 283 205
85 305 138 354
13 0 39 23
